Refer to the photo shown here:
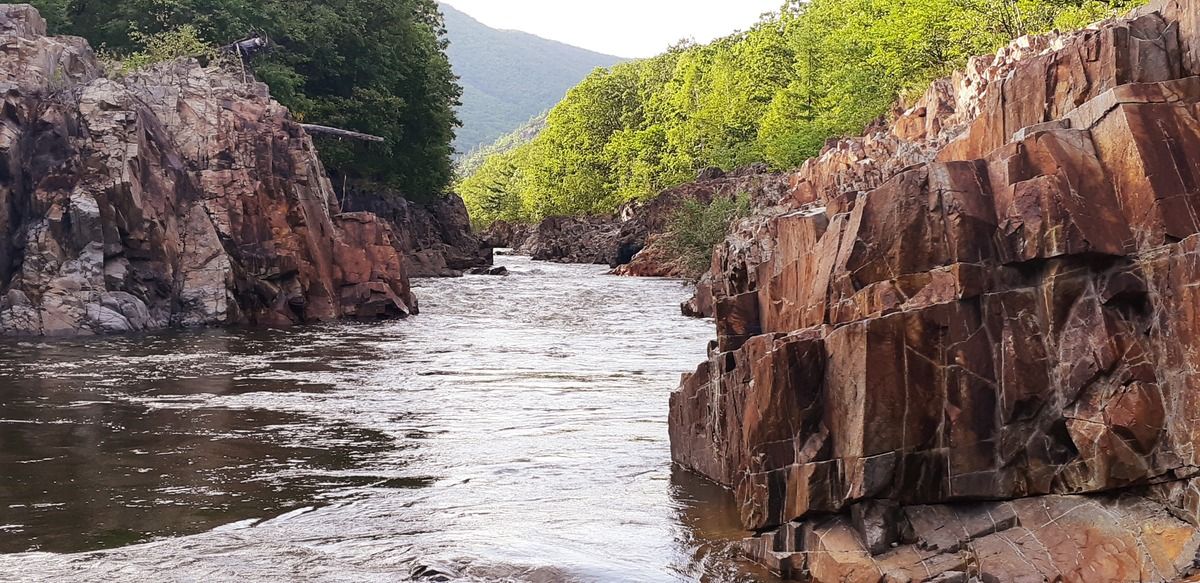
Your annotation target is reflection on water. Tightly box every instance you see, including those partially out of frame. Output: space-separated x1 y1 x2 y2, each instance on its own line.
0 256 776 582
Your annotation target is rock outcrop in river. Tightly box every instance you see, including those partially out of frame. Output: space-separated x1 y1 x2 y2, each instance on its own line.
482 166 790 275
0 5 418 336
339 183 492 277
671 0 1200 580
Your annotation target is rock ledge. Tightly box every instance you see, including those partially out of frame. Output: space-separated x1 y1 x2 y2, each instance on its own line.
0 5 417 336
670 1 1200 580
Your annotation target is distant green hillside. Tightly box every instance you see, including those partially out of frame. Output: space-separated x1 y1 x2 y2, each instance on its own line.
457 113 547 177
440 2 622 154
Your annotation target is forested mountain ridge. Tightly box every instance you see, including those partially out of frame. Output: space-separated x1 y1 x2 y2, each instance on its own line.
459 0 1148 226
440 2 622 155
31 0 462 200
457 113 548 177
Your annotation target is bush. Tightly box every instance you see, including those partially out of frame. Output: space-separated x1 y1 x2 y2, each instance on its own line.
663 195 751 278
112 25 218 74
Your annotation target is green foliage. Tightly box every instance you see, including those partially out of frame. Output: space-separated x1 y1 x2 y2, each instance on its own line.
1050 0 1144 28
117 25 218 73
663 195 752 278
32 0 461 199
951 0 1144 38
459 0 1145 226
457 112 547 178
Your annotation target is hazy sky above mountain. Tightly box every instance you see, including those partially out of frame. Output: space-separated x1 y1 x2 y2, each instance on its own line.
441 0 783 58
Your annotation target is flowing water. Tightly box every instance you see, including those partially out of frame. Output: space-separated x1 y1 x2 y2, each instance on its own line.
0 256 777 583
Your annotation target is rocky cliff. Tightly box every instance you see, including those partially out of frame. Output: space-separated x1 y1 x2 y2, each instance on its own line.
0 5 417 336
339 183 492 277
670 0 1200 580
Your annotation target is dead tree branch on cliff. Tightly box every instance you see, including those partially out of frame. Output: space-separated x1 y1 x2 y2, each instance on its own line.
221 34 270 83
222 35 271 59
300 124 386 143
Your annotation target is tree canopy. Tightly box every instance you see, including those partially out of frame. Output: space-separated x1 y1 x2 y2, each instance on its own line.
439 3 621 155
32 0 462 199
458 0 1144 226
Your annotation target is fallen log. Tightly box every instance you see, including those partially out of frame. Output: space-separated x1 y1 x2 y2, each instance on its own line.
300 124 386 143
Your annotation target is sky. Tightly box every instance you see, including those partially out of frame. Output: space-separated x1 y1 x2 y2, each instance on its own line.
441 0 783 58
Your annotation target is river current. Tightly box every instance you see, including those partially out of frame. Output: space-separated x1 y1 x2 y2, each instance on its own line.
0 256 777 582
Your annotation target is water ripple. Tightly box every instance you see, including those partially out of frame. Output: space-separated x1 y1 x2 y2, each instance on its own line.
0 256 775 582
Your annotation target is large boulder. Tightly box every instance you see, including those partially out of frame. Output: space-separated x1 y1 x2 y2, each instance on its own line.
339 183 492 277
0 5 416 336
671 4 1200 581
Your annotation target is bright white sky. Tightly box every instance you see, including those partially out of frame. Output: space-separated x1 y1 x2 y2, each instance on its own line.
442 0 784 58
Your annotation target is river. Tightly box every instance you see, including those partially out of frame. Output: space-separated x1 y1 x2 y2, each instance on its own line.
0 256 777 582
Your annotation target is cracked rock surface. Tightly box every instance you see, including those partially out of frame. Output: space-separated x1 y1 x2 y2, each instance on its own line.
0 5 416 336
669 0 1200 580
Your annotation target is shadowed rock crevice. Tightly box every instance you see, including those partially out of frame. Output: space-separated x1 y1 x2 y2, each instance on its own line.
0 5 417 336
670 0 1200 580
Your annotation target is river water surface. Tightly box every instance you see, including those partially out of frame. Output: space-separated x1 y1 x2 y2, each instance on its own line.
0 256 775 582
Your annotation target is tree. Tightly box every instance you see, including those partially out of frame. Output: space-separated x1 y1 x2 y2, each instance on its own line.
456 0 1146 226
32 0 462 200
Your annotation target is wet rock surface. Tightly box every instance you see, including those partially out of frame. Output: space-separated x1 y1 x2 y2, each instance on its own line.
466 265 508 276
670 1 1200 580
0 5 416 336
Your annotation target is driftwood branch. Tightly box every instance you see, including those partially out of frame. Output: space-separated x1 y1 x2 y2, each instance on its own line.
301 124 386 143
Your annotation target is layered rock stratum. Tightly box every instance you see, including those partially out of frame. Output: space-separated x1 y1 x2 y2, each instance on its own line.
670 0 1200 580
0 5 418 336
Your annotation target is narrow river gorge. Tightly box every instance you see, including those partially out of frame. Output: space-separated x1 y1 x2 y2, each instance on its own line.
0 257 775 582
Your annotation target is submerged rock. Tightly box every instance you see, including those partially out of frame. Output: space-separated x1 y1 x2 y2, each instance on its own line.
467 265 508 276
0 5 417 336
671 0 1200 580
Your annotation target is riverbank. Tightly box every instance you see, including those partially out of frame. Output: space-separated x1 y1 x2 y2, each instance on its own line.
481 166 790 279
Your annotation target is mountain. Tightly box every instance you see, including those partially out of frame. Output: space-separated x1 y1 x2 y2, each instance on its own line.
456 112 547 177
440 2 623 155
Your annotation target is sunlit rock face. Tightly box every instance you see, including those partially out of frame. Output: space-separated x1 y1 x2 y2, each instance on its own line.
0 5 416 336
670 0 1200 580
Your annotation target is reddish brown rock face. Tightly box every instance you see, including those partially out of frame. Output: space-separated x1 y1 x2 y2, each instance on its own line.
671 1 1200 580
340 185 492 278
0 6 416 336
